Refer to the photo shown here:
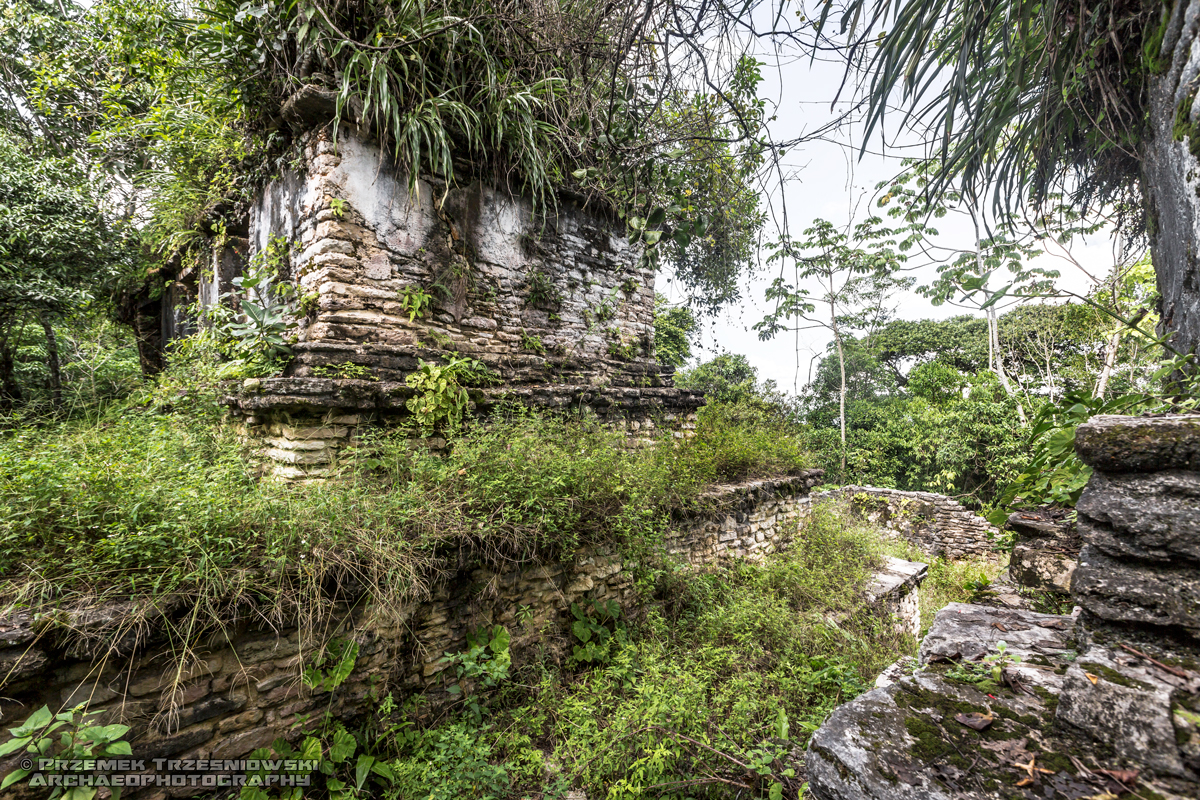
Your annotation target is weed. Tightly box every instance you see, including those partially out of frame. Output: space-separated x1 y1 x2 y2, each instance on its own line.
519 330 545 355
298 289 320 317
329 197 349 219
568 599 627 668
312 361 376 381
1 704 133 796
440 625 511 725
523 269 563 310
398 285 436 322
404 355 493 432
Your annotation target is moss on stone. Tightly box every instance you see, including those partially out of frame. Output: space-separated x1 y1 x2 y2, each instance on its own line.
1083 661 1153 691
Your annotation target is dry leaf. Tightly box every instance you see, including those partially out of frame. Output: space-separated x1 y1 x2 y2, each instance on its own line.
1096 768 1139 786
954 711 994 730
993 622 1009 632
1085 672 1099 685
981 737 1030 762
1037 619 1071 630
1015 777 1034 787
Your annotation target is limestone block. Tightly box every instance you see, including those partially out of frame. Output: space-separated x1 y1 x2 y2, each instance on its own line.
217 708 265 735
1077 469 1200 563
1009 541 1076 594
281 424 349 440
1056 648 1187 777
0 646 46 680
139 725 216 761
263 447 331 466
918 602 1076 665
1075 414 1200 472
263 437 328 451
1072 544 1200 636
210 724 286 760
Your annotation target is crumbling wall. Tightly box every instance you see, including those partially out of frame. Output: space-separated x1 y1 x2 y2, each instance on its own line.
802 486 1002 561
241 127 659 382
0 470 936 799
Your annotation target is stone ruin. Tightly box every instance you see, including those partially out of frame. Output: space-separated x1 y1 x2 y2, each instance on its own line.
807 414 1200 800
159 125 702 478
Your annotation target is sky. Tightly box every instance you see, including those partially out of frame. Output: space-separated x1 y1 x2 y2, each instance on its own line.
655 17 1128 393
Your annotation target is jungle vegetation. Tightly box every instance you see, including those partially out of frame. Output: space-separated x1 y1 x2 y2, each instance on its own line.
2 1 1200 798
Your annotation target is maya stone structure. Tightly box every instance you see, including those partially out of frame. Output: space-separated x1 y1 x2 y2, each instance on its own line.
802 486 1004 562
806 414 1200 800
166 126 704 478
0 473 937 798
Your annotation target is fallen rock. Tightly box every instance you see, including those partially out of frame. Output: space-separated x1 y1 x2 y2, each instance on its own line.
1006 510 1080 596
807 603 1200 800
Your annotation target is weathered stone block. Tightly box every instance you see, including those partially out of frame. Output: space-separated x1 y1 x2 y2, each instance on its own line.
1056 649 1186 777
1075 414 1200 472
1072 544 1200 636
1077 469 1200 563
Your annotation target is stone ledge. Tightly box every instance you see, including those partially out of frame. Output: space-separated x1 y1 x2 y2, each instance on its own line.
1075 414 1200 472
807 602 1200 800
222 377 705 416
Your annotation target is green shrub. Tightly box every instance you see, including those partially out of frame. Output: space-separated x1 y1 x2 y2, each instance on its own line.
0 400 812 642
385 501 909 799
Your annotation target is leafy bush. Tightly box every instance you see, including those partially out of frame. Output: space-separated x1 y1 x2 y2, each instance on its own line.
389 501 909 799
0 400 812 642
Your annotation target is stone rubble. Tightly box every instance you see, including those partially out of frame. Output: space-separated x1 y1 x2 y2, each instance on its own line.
807 414 1200 800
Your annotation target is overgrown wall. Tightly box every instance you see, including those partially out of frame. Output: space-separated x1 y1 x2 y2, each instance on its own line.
0 471 930 798
802 485 1002 561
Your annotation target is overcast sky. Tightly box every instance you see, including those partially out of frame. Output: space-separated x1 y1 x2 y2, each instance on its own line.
656 24 1125 393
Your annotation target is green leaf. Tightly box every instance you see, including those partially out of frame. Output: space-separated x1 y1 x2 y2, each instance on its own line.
329 727 356 763
488 626 510 655
0 737 30 757
0 767 31 790
355 755 375 790
12 705 52 736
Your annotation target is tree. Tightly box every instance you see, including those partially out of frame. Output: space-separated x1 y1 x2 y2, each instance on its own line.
822 0 1200 360
652 294 697 369
755 217 912 474
675 353 760 405
0 136 121 405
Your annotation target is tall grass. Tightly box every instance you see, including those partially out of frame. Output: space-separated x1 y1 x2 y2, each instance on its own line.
0 401 812 629
381 502 912 798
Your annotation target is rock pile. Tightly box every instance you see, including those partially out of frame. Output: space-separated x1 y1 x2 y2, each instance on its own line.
806 414 1200 800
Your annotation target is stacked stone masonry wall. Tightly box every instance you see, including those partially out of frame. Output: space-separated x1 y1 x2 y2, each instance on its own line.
227 127 667 388
802 485 1001 561
0 471 927 798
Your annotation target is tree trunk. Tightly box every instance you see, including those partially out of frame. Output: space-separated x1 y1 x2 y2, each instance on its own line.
833 313 847 478
40 313 62 406
0 328 22 408
1144 1 1200 360
1095 328 1122 400
987 303 1028 424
